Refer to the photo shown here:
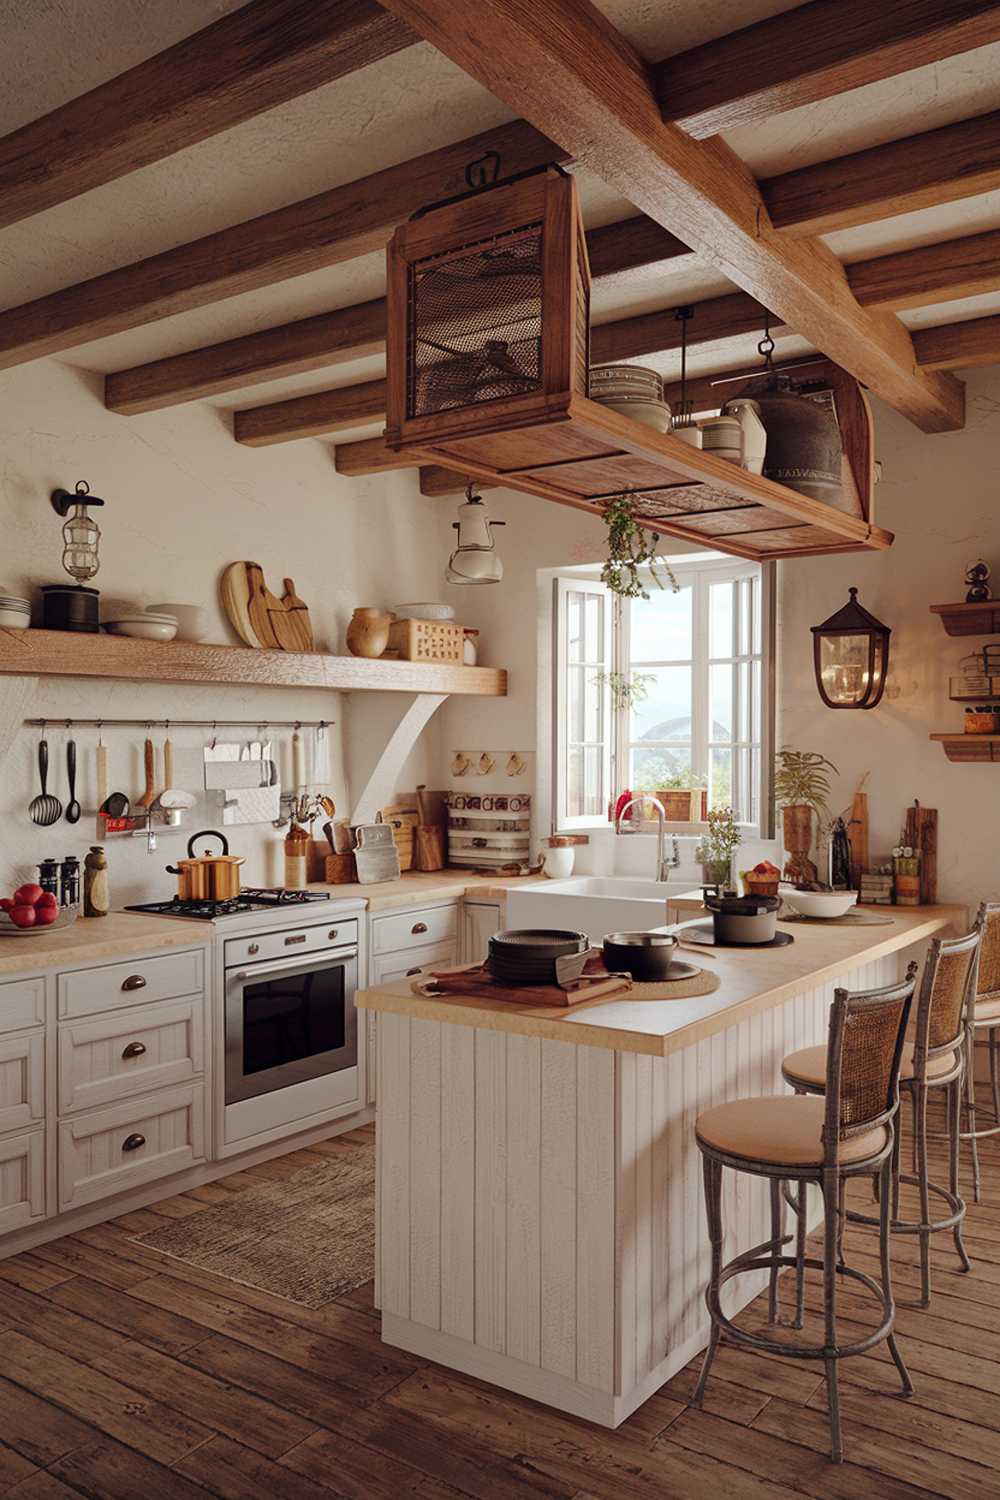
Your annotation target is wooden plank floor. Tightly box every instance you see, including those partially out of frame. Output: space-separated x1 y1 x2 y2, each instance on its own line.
1 1114 999 1497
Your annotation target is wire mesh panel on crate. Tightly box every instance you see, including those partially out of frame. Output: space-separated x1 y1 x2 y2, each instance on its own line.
385 164 591 453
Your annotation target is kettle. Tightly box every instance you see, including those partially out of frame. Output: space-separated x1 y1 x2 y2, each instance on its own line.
166 830 245 901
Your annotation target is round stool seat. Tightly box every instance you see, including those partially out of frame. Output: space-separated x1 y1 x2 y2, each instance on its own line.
783 1040 955 1091
695 1094 887 1167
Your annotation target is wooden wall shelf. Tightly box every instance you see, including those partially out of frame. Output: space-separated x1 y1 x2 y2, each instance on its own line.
930 733 1000 763
393 395 891 562
930 601 1000 636
0 629 507 697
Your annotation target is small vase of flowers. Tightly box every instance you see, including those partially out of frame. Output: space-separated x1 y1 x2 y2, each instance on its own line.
695 806 742 889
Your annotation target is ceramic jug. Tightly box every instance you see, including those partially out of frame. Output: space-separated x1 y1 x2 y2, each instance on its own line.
347 607 393 658
721 397 768 475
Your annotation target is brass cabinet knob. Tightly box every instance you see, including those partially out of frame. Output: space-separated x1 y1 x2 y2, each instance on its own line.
122 1133 146 1152
121 1041 147 1059
411 922 428 935
121 974 147 991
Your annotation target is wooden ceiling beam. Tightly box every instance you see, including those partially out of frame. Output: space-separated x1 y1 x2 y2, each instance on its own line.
847 228 1000 310
911 313 1000 370
763 109 1000 236
0 117 566 371
105 300 387 415
333 435 416 475
234 378 386 445
652 0 1000 139
0 0 416 232
105 212 692 413
372 0 965 433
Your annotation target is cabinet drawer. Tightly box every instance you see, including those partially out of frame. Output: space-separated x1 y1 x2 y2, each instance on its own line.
59 997 205 1115
58 1083 206 1212
0 1030 44 1135
370 940 458 985
58 948 204 1020
0 977 45 1034
371 904 457 956
0 1130 45 1234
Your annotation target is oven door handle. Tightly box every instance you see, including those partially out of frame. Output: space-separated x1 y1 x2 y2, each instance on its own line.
230 949 358 984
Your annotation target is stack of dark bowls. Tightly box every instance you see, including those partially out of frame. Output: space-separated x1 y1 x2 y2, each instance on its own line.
488 929 590 987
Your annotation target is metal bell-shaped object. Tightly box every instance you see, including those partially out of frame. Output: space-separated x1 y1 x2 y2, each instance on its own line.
735 373 843 509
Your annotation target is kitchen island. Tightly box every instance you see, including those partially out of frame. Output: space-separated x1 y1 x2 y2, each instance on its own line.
357 904 964 1427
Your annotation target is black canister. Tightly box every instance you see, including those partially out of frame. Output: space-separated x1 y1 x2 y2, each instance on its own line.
60 855 81 908
41 584 100 633
37 859 60 899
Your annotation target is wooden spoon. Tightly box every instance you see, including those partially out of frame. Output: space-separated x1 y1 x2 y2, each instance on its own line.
136 737 158 810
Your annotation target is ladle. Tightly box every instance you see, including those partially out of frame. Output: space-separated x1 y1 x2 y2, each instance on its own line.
65 739 81 823
28 739 62 826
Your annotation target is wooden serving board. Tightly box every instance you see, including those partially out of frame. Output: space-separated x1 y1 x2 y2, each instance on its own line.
904 801 938 906
415 957 631 1007
222 562 315 651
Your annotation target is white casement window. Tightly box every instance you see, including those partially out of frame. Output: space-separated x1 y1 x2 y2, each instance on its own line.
552 556 774 834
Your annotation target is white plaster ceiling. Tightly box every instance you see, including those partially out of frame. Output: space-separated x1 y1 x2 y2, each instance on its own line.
0 0 997 426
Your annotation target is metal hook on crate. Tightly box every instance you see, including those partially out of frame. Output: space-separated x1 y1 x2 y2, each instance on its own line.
465 150 501 189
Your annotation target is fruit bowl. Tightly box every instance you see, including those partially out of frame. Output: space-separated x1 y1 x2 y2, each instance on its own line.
0 905 79 936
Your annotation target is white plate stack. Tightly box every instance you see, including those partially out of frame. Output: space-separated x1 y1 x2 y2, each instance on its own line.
0 591 30 628
589 364 672 433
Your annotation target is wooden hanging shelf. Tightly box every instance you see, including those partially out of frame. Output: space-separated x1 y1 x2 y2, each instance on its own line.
930 601 1000 636
930 733 1000 763
0 629 507 696
393 395 892 561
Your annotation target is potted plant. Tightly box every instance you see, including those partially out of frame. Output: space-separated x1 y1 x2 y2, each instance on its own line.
600 493 678 600
774 749 838 883
595 668 655 714
655 765 708 822
695 806 742 888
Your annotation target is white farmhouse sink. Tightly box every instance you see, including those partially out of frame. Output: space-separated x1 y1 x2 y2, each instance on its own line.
505 876 691 946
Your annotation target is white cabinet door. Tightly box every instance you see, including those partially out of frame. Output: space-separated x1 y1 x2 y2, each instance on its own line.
58 1083 206 1211
367 941 459 1106
0 1030 44 1135
58 996 205 1115
462 901 503 964
0 1131 45 1233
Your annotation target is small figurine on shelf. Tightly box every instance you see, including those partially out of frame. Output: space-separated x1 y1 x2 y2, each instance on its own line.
965 559 992 603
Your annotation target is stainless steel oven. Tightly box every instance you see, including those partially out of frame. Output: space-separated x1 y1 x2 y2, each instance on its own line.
224 918 358 1107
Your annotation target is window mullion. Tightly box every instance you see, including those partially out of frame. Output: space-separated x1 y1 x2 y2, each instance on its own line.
691 573 709 801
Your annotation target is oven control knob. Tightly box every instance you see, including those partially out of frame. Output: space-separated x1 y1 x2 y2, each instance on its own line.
248 943 260 955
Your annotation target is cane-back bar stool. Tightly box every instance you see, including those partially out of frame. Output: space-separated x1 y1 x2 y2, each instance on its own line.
960 902 1000 1202
782 930 981 1308
693 969 917 1464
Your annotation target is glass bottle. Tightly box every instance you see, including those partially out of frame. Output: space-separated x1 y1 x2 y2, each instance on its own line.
37 859 60 899
83 846 109 917
60 855 81 908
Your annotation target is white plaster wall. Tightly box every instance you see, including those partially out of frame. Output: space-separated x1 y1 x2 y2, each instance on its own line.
779 365 1000 911
0 360 451 901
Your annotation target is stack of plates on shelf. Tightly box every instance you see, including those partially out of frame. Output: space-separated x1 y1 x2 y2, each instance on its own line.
0 591 30 628
488 928 590 987
104 612 178 641
391 602 456 621
446 793 532 867
589 363 672 434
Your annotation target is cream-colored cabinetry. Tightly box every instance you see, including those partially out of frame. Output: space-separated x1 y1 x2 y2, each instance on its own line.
58 996 204 1114
58 1082 205 1212
461 899 504 963
366 903 461 1105
0 975 46 1234
0 1131 45 1234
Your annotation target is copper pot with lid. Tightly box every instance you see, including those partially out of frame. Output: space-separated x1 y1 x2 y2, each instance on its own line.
166 830 245 901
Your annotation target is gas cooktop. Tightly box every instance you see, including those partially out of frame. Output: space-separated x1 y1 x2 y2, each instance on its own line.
124 889 332 922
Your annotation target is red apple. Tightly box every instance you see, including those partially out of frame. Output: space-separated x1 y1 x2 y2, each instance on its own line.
0 899 12 913
9 905 36 928
33 905 58 926
35 892 58 912
13 883 43 907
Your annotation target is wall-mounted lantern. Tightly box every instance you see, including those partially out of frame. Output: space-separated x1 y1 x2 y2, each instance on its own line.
811 586 890 709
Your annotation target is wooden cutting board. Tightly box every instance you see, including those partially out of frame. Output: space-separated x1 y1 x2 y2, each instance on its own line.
905 800 938 905
222 563 314 651
847 774 870 885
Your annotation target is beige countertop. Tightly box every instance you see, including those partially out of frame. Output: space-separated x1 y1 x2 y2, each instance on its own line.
0 910 208 978
357 904 966 1058
306 869 534 912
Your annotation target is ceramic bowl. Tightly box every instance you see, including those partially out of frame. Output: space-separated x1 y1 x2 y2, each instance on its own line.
781 887 858 919
391 602 456 621
0 600 30 628
146 603 208 641
594 397 672 433
105 615 178 642
589 363 662 400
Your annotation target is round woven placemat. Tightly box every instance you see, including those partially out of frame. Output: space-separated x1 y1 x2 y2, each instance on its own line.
621 968 720 1001
779 909 894 927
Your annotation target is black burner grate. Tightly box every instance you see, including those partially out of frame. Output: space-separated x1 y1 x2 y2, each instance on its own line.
124 889 331 921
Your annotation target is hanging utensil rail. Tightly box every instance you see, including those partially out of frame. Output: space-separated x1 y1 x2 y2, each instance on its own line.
24 717 332 729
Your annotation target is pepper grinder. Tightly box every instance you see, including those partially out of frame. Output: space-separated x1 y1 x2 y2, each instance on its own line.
83 846 109 918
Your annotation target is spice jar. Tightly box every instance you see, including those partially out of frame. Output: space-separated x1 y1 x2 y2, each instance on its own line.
60 855 81 908
37 858 60 900
283 822 309 890
893 846 921 907
83 846 109 917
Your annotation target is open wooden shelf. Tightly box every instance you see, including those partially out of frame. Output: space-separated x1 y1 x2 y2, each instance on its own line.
930 733 1000 763
395 394 892 562
930 601 1000 636
0 629 507 696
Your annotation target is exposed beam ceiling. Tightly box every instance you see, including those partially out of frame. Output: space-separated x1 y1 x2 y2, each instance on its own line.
105 213 693 414
0 118 565 371
848 228 1000 310
235 379 387 445
762 108 1000 237
0 0 416 233
319 0 967 431
334 436 415 476
652 0 1000 139
911 314 1000 370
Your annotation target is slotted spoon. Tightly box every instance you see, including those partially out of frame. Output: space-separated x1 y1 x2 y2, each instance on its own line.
28 738 62 826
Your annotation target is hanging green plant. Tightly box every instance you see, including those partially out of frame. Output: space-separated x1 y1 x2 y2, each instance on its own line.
595 669 655 713
600 493 678 600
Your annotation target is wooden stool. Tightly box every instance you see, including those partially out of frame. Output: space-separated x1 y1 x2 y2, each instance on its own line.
783 930 981 1308
694 970 917 1463
959 902 1000 1202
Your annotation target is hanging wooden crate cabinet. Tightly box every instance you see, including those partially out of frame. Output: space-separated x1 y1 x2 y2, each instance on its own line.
384 166 891 562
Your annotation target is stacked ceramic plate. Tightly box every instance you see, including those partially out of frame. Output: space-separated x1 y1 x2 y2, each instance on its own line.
104 612 178 641
0 591 30 628
589 363 672 434
487 928 590 986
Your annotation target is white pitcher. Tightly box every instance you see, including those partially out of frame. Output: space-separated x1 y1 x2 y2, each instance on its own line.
722 397 768 475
